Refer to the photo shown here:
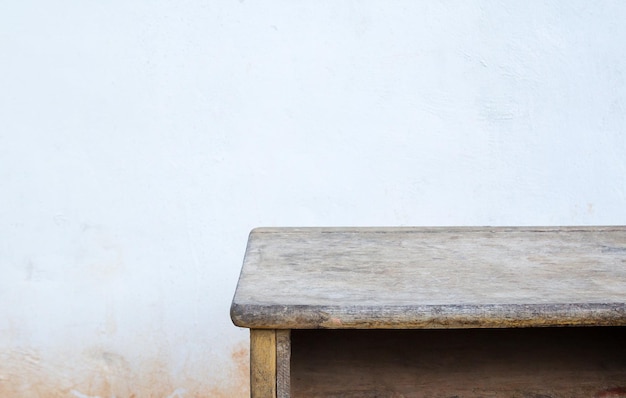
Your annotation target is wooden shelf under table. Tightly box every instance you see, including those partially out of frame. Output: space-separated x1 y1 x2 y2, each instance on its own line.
290 327 626 398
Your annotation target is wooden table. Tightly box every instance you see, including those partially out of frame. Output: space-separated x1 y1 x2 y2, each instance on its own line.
230 227 626 398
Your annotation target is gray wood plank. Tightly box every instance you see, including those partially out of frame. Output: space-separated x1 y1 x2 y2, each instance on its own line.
276 330 291 398
231 227 626 329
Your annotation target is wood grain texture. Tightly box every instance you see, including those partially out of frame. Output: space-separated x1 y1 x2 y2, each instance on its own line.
250 329 276 398
291 328 626 398
276 330 291 398
231 227 626 329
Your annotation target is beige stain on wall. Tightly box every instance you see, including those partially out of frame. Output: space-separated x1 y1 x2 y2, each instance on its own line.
0 342 250 397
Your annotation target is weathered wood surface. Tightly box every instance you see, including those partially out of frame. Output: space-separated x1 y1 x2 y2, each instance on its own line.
250 329 276 398
249 329 291 398
291 328 626 398
231 227 626 329
276 330 291 398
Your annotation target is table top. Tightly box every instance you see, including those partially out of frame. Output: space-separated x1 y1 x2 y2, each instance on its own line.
230 227 626 329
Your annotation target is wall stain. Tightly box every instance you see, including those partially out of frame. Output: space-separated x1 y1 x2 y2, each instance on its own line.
587 202 594 215
0 342 250 397
205 341 250 398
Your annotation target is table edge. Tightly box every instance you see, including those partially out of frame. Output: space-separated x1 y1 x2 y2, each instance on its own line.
230 302 626 329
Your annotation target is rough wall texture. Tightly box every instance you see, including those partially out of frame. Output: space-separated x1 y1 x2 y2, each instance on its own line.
1 0 626 396
0 343 248 397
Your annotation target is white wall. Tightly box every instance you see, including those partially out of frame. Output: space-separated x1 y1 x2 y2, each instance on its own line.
1 1 626 396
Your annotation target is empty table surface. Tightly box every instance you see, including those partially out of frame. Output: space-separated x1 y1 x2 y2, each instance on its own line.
231 227 626 329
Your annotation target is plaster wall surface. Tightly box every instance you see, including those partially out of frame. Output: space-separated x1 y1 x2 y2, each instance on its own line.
1 1 626 396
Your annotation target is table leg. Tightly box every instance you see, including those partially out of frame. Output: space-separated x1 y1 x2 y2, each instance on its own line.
276 330 291 398
250 329 291 398
250 329 276 398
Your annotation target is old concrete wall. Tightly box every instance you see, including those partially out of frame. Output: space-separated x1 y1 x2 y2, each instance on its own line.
1 1 626 396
